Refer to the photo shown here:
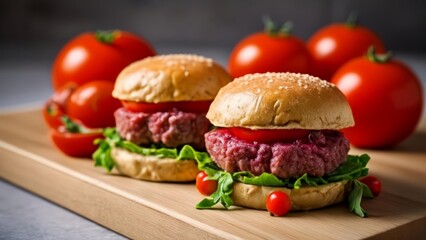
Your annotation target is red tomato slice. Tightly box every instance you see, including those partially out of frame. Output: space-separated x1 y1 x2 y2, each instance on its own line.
42 100 65 129
228 127 310 143
50 128 103 158
121 100 212 113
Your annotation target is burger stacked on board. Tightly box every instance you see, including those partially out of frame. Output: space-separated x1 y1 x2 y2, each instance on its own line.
195 72 373 217
93 54 232 182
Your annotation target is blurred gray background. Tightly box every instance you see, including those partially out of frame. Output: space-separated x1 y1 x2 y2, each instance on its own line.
1 0 426 56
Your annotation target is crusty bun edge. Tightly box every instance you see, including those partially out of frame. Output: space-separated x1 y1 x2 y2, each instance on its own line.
110 147 199 182
231 180 351 211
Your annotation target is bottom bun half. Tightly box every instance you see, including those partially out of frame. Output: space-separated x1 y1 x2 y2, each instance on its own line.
111 147 199 182
232 180 352 211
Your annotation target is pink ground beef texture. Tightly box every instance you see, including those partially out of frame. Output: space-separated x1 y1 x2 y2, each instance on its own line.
205 129 350 179
115 107 211 149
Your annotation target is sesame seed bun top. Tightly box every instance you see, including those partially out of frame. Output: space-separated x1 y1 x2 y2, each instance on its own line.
206 72 354 130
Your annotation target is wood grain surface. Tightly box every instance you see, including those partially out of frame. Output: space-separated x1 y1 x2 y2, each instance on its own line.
1 109 425 239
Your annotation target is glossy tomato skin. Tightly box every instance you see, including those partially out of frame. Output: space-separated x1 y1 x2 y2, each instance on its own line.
308 24 386 80
52 31 156 90
228 32 311 78
196 171 218 196
67 81 122 129
331 57 423 148
121 100 212 113
359 176 382 197
42 84 77 129
50 128 103 158
42 100 65 129
228 127 310 144
51 83 78 112
266 191 292 217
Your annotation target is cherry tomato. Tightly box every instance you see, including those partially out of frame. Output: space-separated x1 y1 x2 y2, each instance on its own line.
121 100 212 113
228 127 310 143
67 81 122 129
50 128 103 158
359 176 382 197
266 191 292 217
42 100 65 129
331 48 423 148
196 171 218 196
228 20 311 78
307 18 386 81
52 30 156 90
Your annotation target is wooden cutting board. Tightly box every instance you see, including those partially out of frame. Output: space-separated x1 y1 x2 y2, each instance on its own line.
1 108 425 239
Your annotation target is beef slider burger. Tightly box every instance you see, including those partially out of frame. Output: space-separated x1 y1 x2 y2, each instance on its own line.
93 54 232 182
196 72 373 217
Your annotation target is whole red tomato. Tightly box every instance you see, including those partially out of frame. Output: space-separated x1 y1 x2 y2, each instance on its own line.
331 48 423 148
228 20 311 78
195 171 218 196
307 18 386 81
52 30 156 90
266 191 292 217
67 81 122 129
359 176 382 197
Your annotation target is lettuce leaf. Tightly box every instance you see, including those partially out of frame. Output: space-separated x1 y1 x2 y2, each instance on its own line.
92 128 207 171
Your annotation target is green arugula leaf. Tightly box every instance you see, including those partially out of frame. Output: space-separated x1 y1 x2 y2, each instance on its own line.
196 172 234 209
349 180 370 217
194 153 372 218
325 154 370 182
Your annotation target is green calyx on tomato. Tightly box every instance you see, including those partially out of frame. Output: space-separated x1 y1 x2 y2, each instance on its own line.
367 46 393 64
345 12 358 28
121 100 212 113
95 30 117 44
227 127 310 144
262 16 293 36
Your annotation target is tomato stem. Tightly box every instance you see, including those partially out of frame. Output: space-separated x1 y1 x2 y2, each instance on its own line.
367 46 393 63
262 16 292 36
95 30 117 44
345 12 358 28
